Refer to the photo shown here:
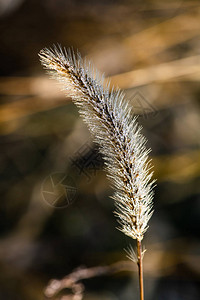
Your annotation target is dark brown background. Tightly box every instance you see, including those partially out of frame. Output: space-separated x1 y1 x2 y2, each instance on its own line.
0 0 200 299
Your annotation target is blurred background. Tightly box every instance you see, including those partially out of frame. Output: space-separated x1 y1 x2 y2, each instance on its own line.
0 0 200 299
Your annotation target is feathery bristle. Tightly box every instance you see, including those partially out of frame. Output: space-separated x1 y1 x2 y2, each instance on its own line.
39 45 155 242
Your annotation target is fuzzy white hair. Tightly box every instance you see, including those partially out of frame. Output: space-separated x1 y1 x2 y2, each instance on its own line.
39 45 155 241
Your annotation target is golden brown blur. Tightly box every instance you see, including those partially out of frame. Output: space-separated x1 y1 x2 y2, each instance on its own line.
0 0 200 299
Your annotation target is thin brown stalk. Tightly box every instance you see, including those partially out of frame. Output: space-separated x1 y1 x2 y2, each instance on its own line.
137 240 144 300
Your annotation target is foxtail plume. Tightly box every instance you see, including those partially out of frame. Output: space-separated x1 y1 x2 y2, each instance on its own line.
39 45 155 242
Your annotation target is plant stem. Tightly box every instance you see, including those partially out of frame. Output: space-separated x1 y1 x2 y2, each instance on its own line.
137 239 144 300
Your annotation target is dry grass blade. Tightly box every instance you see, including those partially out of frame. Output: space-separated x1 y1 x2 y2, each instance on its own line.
110 55 200 89
44 261 134 299
123 6 200 63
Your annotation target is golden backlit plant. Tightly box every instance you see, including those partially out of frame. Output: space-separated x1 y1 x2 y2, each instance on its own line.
39 45 155 300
